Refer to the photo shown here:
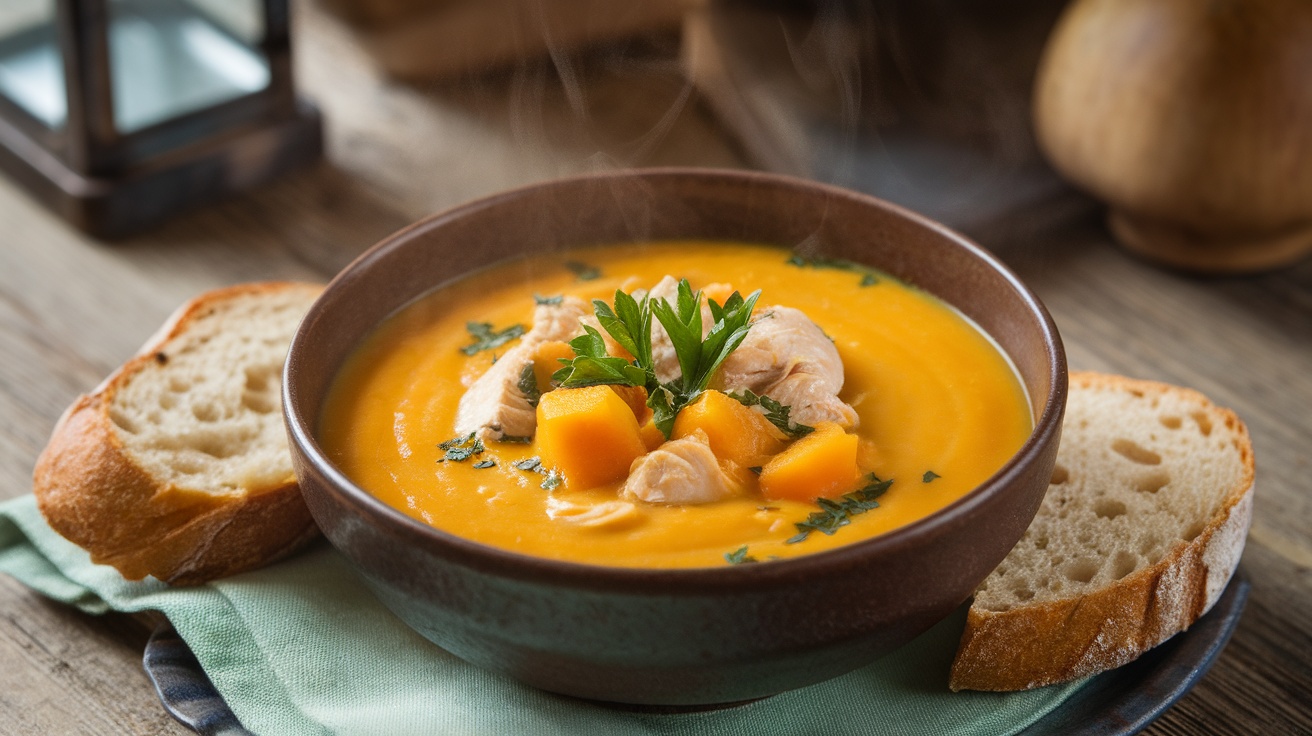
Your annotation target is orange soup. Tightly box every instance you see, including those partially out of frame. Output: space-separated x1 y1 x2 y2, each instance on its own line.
319 242 1032 568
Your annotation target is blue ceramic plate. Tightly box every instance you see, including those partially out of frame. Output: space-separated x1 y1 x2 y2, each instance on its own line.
142 568 1250 736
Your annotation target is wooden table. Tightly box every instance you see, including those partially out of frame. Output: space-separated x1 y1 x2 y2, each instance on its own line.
0 2 1307 733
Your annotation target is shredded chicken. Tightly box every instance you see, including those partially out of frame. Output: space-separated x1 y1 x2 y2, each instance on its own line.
621 430 741 505
713 306 858 428
454 297 589 440
545 497 641 528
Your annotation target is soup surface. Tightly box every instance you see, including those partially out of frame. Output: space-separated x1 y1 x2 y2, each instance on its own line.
319 242 1032 567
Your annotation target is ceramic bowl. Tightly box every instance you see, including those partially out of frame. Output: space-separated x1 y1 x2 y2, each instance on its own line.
283 168 1067 706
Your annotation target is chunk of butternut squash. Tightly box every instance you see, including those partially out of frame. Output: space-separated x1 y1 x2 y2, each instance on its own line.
638 418 666 451
758 422 859 502
608 384 650 424
671 390 787 466
536 386 647 489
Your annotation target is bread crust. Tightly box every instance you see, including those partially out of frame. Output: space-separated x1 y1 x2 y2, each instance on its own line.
949 371 1255 691
32 282 323 585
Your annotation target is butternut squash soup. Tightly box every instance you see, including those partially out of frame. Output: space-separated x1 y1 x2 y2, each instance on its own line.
319 242 1032 568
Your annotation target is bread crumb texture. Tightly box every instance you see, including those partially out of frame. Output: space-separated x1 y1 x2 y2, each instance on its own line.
950 371 1254 691
110 290 307 495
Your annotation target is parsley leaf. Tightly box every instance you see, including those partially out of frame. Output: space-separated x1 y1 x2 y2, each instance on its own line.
923 470 940 483
594 290 654 371
437 433 485 462
517 363 541 408
510 455 561 489
786 254 881 288
534 293 564 305
540 470 562 490
727 389 814 439
513 456 543 472
786 473 893 544
564 261 601 281
552 325 647 388
472 459 496 469
461 322 525 356
725 546 759 565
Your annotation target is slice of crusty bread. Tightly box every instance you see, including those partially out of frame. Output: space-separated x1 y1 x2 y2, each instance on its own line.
33 282 323 585
949 371 1254 691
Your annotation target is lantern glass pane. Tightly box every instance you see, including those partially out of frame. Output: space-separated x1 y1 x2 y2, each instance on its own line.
0 0 65 129
108 0 270 133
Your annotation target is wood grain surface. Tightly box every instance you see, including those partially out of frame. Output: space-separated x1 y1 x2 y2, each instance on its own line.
0 1 1307 734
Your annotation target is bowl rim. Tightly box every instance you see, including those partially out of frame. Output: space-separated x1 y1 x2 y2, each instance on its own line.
284 166 1067 593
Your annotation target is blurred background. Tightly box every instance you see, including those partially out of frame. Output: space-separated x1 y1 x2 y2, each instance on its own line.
4 0 1307 272
0 0 1082 248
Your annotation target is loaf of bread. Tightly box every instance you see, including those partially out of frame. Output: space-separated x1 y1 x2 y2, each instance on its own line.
33 282 324 585
949 371 1254 691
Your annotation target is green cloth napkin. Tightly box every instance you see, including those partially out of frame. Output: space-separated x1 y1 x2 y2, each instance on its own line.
0 494 1087 735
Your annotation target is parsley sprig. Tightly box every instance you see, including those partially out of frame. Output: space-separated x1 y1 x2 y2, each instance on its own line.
786 473 893 544
552 279 761 438
727 389 815 439
551 325 647 388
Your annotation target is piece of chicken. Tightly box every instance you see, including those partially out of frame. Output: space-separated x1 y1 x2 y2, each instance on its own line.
713 306 859 428
621 429 741 505
454 296 589 440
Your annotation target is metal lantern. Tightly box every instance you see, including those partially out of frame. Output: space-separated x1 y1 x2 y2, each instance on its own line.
0 0 321 237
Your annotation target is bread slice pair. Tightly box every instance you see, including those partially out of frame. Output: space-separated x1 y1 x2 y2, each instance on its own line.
950 371 1255 691
33 282 323 585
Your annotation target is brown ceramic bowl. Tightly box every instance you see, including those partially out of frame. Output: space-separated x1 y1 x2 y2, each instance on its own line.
283 168 1066 706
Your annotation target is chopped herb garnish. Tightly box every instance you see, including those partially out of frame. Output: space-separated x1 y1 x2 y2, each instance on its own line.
510 455 561 489
727 389 815 439
513 456 543 472
786 254 883 288
533 293 564 305
564 261 601 281
725 546 759 565
923 470 940 483
497 434 533 445
556 279 761 439
786 473 893 544
517 363 541 408
461 321 525 356
437 433 485 462
472 459 496 469
748 466 763 475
